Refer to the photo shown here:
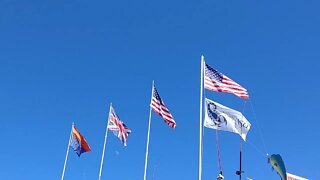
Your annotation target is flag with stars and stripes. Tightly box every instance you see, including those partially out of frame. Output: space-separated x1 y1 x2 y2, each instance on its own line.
204 62 249 99
150 84 176 128
107 105 131 146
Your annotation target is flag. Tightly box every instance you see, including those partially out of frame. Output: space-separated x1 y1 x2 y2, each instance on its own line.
107 105 131 146
150 84 176 128
204 62 249 99
287 173 308 180
204 98 251 140
70 126 91 157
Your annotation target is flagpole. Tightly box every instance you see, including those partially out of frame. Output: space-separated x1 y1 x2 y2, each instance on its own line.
237 101 247 180
239 134 242 180
98 103 112 180
199 55 204 180
143 80 154 180
61 123 73 180
236 122 244 180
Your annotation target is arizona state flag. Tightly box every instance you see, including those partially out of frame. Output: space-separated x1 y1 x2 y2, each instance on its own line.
70 126 91 157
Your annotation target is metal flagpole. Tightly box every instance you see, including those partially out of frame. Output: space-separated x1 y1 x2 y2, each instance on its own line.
236 101 247 180
98 103 112 180
198 55 204 180
143 80 154 180
61 123 74 180
238 130 243 180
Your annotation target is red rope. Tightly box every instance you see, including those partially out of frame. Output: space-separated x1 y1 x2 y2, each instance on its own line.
216 129 223 174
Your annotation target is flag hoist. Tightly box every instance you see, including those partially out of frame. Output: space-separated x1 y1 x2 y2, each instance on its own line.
143 81 176 180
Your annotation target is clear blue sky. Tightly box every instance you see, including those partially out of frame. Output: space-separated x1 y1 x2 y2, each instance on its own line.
0 0 319 179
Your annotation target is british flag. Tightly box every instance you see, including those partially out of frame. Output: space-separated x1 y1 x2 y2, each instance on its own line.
150 84 176 128
107 105 131 146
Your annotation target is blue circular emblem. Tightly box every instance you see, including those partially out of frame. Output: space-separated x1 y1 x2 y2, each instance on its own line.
207 102 227 127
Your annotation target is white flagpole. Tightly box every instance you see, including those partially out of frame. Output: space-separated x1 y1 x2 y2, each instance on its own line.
198 55 204 180
98 103 112 180
143 80 154 180
61 123 74 180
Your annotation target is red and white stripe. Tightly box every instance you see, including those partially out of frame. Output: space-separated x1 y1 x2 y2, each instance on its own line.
150 86 176 128
204 71 249 99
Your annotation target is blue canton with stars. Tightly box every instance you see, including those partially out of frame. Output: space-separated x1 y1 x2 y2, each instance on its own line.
153 86 163 104
205 64 223 83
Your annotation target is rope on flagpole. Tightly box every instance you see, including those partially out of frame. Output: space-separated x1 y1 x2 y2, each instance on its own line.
247 139 266 158
248 99 268 155
236 100 247 180
152 161 158 180
215 129 223 175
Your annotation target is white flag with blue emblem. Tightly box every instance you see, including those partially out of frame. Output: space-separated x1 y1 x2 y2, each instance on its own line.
204 98 251 141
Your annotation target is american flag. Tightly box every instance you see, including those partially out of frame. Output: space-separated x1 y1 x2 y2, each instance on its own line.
150 84 176 128
107 105 131 146
204 63 249 99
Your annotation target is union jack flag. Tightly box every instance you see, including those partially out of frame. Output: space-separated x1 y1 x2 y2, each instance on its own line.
107 105 131 146
150 84 176 128
204 62 249 99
